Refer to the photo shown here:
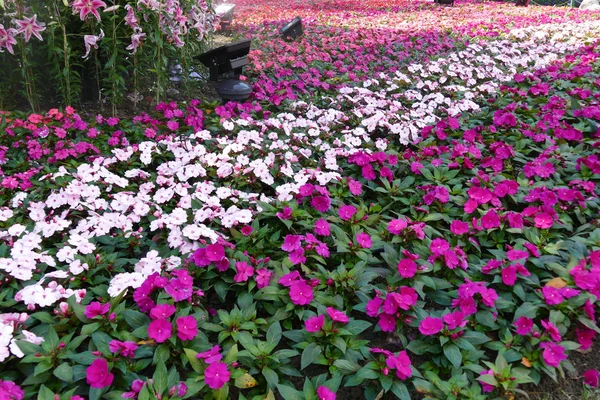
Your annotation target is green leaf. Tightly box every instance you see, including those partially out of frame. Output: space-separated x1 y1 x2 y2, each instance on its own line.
333 359 360 373
153 360 168 395
406 340 430 355
154 344 170 365
123 309 151 330
183 348 204 373
37 385 54 400
266 321 282 347
53 362 73 383
276 384 303 400
262 366 279 388
82 323 101 336
443 344 462 368
301 343 322 370
345 320 372 335
391 381 410 399
461 331 491 345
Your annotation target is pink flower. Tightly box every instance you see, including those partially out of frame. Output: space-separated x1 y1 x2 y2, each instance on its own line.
534 212 554 229
584 370 600 388
204 362 230 389
314 218 331 236
197 345 222 364
450 220 469 235
419 317 444 336
241 226 253 236
109 340 138 358
255 268 272 289
326 308 349 323
540 342 567 367
282 235 303 252
338 205 357 221
501 265 517 286
348 179 362 196
176 316 198 341
86 358 114 388
430 238 449 257
576 328 596 350
150 304 176 320
305 315 325 332
468 186 493 204
289 248 306 265
82 30 105 59
234 261 255 283
481 210 500 229
148 319 172 343
356 232 372 248
0 25 18 55
514 316 533 335
443 311 466 330
366 297 383 317
388 219 407 234
541 320 562 342
72 0 107 22
542 286 564 305
13 15 46 43
385 351 412 380
205 244 225 262
0 380 24 400
397 259 417 278
316 386 336 400
278 271 301 287
84 302 110 319
378 313 396 332
289 281 313 305
311 196 331 212
479 370 495 393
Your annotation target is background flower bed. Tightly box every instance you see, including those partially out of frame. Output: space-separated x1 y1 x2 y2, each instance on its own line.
1 1 600 400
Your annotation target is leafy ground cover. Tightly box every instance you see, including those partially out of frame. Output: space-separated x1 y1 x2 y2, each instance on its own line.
1 1 600 399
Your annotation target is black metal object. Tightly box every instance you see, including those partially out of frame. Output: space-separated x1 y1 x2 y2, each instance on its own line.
216 80 253 101
434 0 455 5
281 17 303 41
195 39 252 82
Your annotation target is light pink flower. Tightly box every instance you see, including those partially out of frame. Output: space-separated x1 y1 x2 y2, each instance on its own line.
13 15 45 42
82 30 105 59
72 0 107 22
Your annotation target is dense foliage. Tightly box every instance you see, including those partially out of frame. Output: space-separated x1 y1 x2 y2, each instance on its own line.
1 1 600 399
0 0 217 112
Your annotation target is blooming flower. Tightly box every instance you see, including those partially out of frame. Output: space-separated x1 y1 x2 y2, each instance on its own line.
388 219 408 234
150 304 176 320
13 15 46 43
197 345 222 364
86 358 114 388
338 205 357 221
289 281 313 305
305 314 325 332
72 0 107 22
326 307 349 323
514 316 533 335
397 259 417 278
204 362 230 389
583 370 600 388
316 386 336 400
234 261 254 283
540 342 567 367
419 317 444 336
82 30 105 59
314 218 331 236
148 319 172 343
385 351 412 380
356 232 372 248
176 316 198 341
84 301 110 319
0 25 18 55
109 340 138 358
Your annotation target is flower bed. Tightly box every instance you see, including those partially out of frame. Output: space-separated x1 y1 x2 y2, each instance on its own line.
1 1 600 399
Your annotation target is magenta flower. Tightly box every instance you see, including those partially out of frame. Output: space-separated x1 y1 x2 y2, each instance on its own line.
0 25 17 55
176 316 198 341
430 238 450 257
278 271 301 287
481 210 500 229
148 319 172 343
86 358 114 388
385 351 412 380
72 0 107 22
204 362 230 389
541 320 562 342
205 244 225 262
255 268 273 289
84 301 110 319
450 220 469 235
82 30 105 59
241 226 253 236
366 297 383 317
577 328 596 350
419 317 444 336
109 340 138 358
289 248 307 265
583 370 600 388
388 218 407 234
542 286 564 305
540 342 567 367
338 205 357 221
514 316 533 335
150 304 177 320
501 265 517 286
534 212 554 229
397 259 417 278
348 179 362 195
13 15 46 43
0 380 24 400
234 261 255 283
356 232 372 248
316 386 336 400
197 345 222 364
479 369 495 393
276 206 293 220
443 311 466 330
311 195 331 212
378 313 396 332
314 218 331 236
326 307 349 323
305 314 325 332
282 234 303 252
289 281 313 305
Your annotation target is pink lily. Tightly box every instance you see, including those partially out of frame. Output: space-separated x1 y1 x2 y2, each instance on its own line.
82 30 104 59
0 24 18 54
126 32 146 54
72 0 107 23
13 15 46 42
